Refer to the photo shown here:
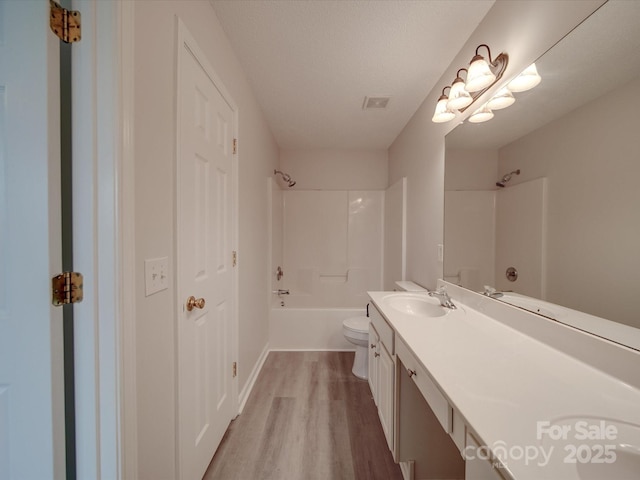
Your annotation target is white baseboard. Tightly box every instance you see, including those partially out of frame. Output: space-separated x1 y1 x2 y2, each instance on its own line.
237 343 270 414
268 348 355 352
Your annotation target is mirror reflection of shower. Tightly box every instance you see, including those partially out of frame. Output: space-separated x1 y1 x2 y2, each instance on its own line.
496 169 520 187
274 169 296 187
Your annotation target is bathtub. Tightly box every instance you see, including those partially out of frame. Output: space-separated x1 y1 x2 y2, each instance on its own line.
269 297 367 350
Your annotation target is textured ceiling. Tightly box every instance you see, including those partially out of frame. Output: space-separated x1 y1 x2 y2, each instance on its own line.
210 0 495 149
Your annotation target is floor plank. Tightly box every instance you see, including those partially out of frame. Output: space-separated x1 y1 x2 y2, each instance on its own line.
203 351 404 480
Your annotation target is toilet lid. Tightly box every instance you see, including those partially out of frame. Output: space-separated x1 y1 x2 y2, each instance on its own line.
343 316 370 333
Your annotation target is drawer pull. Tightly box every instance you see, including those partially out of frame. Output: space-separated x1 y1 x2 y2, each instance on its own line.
407 368 417 378
374 352 380 358
370 343 376 349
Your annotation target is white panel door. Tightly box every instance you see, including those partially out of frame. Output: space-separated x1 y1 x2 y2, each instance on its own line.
177 25 235 480
0 2 64 479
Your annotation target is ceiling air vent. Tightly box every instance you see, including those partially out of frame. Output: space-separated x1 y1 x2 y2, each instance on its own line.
363 96 390 110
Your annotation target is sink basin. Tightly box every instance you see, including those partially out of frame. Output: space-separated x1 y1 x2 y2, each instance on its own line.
383 293 447 317
539 416 640 479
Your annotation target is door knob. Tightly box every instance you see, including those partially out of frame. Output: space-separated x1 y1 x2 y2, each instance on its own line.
186 296 205 311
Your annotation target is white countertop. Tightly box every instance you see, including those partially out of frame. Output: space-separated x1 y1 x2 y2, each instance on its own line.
368 290 640 480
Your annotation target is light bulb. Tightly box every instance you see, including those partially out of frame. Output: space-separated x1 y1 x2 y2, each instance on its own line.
508 63 541 92
447 78 472 110
468 104 494 123
465 55 496 92
487 87 515 110
432 95 455 123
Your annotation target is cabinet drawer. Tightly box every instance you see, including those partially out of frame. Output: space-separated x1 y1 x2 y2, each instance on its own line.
396 337 452 434
369 303 394 354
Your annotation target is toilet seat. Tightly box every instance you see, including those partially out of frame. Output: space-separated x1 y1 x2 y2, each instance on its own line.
343 316 369 334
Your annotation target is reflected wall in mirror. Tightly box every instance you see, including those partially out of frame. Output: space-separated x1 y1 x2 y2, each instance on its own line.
444 0 640 350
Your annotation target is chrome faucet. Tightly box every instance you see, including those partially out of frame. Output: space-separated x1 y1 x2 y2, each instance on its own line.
272 289 290 296
428 286 457 309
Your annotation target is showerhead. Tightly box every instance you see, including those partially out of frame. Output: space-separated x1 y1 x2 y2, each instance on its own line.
496 169 520 188
274 169 297 188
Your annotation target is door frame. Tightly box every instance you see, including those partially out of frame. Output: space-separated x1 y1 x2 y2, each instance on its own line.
174 17 239 478
70 1 137 478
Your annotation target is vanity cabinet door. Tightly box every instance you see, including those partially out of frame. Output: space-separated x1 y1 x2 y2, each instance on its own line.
465 433 507 480
369 303 394 354
378 342 395 452
368 323 380 404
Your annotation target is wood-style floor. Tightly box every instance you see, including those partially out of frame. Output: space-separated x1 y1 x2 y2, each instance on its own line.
204 351 404 480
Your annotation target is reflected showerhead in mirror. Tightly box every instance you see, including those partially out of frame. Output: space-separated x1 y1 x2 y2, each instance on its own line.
274 169 296 188
496 169 520 187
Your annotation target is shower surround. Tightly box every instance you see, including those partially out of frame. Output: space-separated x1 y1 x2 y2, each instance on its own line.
270 188 384 350
282 190 383 307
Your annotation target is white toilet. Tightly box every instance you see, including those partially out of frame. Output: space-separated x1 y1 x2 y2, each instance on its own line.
342 316 370 380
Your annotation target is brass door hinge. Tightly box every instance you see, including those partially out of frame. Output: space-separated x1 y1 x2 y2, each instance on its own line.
232 362 237 378
232 251 237 267
52 272 84 306
50 0 81 43
232 138 237 155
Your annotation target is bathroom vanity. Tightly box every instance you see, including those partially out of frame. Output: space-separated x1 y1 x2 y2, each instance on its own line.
367 282 640 480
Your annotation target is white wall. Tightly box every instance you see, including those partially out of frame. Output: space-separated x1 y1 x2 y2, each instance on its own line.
280 148 388 190
133 2 278 478
388 0 604 291
444 149 498 191
383 177 407 290
498 76 640 328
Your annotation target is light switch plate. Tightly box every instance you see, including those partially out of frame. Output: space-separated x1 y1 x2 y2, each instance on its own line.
145 257 169 296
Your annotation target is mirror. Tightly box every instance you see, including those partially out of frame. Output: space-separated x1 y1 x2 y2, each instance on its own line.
444 0 640 351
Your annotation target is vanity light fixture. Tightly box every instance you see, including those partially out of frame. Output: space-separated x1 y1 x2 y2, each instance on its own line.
447 69 473 110
468 103 494 123
507 63 541 92
465 44 500 92
432 43 509 123
431 46 542 124
486 86 515 110
432 87 456 123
